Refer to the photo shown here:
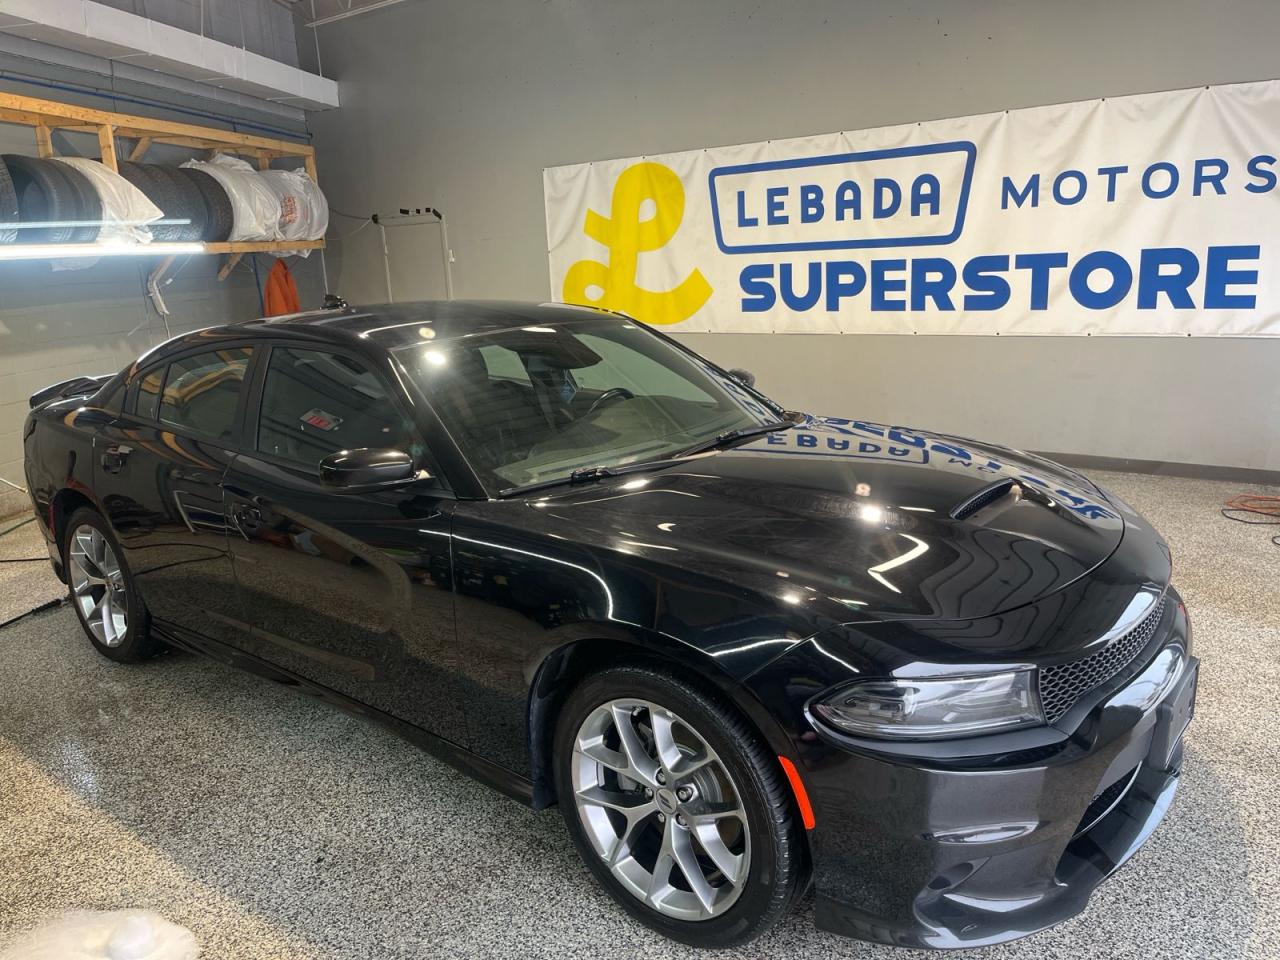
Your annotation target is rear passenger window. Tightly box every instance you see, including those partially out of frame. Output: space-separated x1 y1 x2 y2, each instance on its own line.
135 368 163 420
157 347 253 441
256 346 418 469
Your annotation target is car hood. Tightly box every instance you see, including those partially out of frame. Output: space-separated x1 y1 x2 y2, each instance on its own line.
531 416 1125 623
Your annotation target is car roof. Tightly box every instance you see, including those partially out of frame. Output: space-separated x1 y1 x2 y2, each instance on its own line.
241 300 621 348
132 301 627 373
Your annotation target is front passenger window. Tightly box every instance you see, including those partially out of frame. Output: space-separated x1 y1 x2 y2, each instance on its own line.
257 346 418 469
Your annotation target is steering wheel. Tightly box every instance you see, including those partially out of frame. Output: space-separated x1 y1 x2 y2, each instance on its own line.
586 387 635 415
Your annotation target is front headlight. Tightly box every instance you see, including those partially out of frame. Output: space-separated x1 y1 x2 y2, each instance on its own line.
812 671 1043 740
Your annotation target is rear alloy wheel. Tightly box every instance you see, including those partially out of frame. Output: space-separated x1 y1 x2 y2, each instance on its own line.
62 507 159 663
555 667 803 948
68 523 128 647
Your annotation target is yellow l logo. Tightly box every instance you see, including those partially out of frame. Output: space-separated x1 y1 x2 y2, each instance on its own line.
563 162 712 325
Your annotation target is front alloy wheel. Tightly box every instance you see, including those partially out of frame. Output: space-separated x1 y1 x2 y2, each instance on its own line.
555 666 804 948
571 698 751 920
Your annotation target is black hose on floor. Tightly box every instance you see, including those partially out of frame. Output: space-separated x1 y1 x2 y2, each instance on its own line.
1221 494 1280 547
0 516 43 561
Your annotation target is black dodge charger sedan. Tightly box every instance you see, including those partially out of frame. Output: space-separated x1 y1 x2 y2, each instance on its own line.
23 301 1197 949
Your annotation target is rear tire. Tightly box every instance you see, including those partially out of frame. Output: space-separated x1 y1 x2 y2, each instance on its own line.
554 665 804 948
62 507 160 663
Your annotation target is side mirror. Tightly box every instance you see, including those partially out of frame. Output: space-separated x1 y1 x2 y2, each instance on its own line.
728 367 756 389
319 448 419 491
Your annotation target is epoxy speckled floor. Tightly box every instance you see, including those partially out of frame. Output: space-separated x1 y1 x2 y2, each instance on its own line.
0 471 1277 959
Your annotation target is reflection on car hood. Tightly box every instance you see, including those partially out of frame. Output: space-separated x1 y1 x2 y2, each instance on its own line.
532 416 1125 623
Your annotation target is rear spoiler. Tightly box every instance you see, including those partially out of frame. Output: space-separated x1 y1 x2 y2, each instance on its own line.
29 374 113 410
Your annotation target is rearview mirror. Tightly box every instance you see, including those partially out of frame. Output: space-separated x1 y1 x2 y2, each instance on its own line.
319 448 419 491
728 367 756 389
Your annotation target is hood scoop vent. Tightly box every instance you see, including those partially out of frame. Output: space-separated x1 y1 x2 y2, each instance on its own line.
950 478 1022 521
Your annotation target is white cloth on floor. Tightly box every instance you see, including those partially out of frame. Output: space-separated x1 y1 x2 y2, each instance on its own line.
0 910 198 960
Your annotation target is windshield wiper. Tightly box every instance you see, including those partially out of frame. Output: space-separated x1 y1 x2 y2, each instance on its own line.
674 417 799 458
500 462 655 498
498 416 804 499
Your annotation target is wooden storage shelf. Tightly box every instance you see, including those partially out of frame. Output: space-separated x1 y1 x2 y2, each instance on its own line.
205 240 325 254
0 91 324 276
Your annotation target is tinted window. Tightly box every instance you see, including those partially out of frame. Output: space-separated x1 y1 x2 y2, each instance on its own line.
257 346 417 469
397 318 776 492
135 368 164 420
157 347 253 440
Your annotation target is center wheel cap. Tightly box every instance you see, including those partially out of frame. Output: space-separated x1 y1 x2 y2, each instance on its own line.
655 787 678 814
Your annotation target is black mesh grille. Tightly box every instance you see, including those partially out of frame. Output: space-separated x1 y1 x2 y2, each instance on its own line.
950 479 1017 520
1038 598 1166 723
1073 765 1140 838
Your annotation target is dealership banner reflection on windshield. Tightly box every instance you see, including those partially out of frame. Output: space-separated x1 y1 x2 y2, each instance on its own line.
543 80 1280 335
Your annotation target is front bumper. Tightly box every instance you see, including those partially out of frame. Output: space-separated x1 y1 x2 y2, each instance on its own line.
761 596 1196 949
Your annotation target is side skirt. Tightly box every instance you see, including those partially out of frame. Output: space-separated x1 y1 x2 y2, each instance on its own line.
152 620 537 808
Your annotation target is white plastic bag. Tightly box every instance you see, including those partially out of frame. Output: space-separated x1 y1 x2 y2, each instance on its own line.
258 168 329 254
0 910 198 960
181 154 281 242
49 157 164 244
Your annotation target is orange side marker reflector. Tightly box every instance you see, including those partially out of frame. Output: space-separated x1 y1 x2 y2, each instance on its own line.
778 755 816 830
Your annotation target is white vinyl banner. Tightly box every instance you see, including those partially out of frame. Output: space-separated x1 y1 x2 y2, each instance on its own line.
544 80 1280 335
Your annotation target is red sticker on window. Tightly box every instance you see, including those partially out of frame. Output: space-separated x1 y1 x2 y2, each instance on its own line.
301 408 343 431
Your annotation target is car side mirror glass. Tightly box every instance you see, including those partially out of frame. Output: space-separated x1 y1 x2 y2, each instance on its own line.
319 448 420 491
728 367 756 389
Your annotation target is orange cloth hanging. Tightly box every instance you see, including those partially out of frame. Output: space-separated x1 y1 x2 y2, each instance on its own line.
263 259 301 316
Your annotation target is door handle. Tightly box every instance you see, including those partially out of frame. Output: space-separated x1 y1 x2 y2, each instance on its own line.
101 443 132 474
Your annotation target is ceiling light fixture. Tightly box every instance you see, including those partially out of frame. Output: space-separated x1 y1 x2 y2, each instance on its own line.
0 241 205 261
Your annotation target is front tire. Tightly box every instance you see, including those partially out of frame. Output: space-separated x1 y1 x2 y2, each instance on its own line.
554 665 804 948
63 507 159 663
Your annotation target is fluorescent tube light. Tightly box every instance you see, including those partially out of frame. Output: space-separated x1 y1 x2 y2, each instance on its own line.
0 242 206 261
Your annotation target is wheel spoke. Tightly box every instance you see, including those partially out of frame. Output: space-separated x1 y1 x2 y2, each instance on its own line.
693 822 745 884
576 785 652 821
646 818 677 907
650 711 684 771
71 564 105 594
610 704 659 785
576 737 630 776
670 748 715 779
100 599 115 642
688 800 744 824
73 532 104 579
600 797 653 867
670 821 716 912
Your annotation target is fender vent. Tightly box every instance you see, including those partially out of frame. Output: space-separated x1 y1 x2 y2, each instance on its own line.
949 479 1019 520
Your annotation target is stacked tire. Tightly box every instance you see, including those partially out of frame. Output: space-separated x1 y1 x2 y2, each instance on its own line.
0 155 318 247
0 155 103 243
0 155 236 245
117 162 234 242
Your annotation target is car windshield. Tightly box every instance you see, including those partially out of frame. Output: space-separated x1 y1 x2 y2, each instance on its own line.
395 316 779 493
